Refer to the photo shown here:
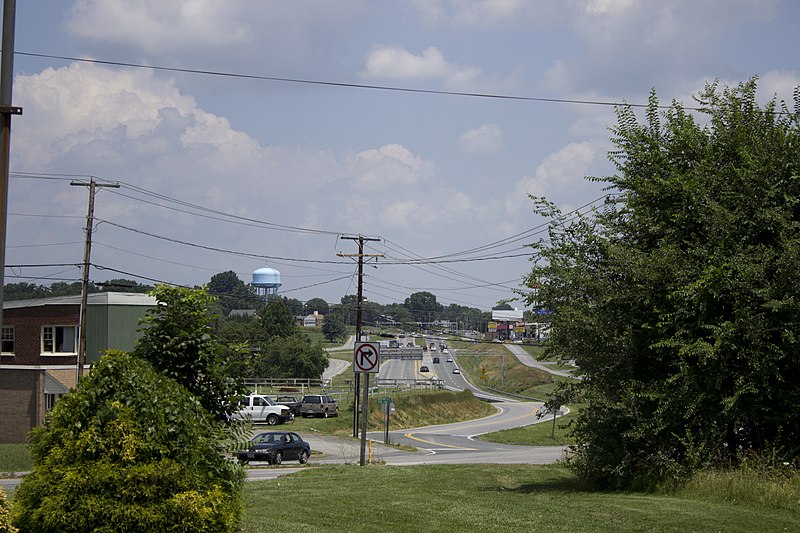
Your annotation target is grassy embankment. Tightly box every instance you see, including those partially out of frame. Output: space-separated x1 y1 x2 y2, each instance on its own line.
449 340 581 446
282 389 496 438
240 463 800 532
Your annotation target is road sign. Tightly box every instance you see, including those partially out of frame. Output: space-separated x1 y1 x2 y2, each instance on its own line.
354 342 380 373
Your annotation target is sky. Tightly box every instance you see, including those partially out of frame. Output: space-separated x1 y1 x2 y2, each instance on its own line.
5 0 799 312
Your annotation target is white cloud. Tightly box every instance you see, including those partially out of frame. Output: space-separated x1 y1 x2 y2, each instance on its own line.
506 141 597 216
758 70 800 106
347 144 434 190
406 0 567 28
459 124 504 155
361 46 481 86
65 0 251 52
63 1 369 73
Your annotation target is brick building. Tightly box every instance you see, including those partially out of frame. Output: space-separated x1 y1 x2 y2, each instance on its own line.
0 292 156 442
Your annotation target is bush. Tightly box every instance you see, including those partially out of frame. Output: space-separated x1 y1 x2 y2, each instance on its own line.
12 352 244 532
0 487 17 533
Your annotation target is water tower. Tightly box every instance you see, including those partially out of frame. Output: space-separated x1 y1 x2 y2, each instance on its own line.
252 266 281 302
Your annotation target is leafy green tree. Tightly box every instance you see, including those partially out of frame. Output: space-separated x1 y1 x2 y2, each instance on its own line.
383 303 414 328
208 271 259 315
526 80 800 488
12 352 244 532
404 291 442 323
303 297 330 316
258 298 297 340
322 313 348 342
282 297 304 316
134 285 245 422
252 336 328 379
97 278 152 293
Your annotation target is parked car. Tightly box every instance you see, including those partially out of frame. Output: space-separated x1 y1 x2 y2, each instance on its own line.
234 394 293 425
236 431 310 465
300 394 339 418
419 365 429 372
273 395 302 417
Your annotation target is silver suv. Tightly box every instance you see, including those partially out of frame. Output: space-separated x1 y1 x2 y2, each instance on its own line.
300 394 339 418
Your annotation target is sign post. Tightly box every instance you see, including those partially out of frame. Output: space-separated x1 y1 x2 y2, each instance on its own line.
378 396 394 444
354 342 380 466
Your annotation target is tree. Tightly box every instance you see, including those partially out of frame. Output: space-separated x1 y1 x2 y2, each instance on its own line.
208 271 259 315
282 297 304 316
303 297 330 316
134 285 245 422
97 278 152 293
258 298 297 340
252 336 328 379
526 80 800 488
404 291 442 323
12 352 244 532
322 313 347 342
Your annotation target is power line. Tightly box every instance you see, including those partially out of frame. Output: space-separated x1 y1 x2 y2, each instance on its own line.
17 51 705 112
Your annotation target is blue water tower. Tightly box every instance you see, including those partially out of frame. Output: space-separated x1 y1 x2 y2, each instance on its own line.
252 267 281 302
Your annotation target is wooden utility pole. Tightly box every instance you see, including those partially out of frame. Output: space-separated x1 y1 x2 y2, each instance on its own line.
0 0 21 338
338 235 381 440
71 178 119 382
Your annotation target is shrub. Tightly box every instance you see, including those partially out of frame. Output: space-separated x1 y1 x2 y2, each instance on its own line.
12 352 244 532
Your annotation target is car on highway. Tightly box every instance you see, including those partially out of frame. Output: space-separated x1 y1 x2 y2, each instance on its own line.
236 431 310 465
432 357 440 364
419 365 429 372
452 368 461 374
446 357 453 363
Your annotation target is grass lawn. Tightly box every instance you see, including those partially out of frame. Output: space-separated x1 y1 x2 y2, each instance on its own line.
479 405 582 446
0 444 32 473
240 463 800 532
284 389 496 437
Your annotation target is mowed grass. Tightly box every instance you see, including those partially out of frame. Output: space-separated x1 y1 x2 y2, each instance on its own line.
0 444 32 473
282 389 496 437
240 463 800 532
480 405 582 446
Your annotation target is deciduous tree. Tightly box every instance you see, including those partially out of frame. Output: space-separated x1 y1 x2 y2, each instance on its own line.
526 80 800 487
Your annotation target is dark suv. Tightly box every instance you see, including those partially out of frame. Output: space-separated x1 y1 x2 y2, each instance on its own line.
300 394 339 418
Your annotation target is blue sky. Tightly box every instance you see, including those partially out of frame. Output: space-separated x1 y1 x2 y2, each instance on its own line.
6 1 800 311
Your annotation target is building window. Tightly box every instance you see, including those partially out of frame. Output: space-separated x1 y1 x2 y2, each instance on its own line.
42 326 77 354
1 326 13 354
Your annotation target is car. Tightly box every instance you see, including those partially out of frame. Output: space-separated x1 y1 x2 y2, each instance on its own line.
300 394 339 418
432 357 440 364
407 342 414 347
452 368 461 374
446 357 453 363
236 431 310 465
419 365 429 372
234 394 293 425
273 395 302 417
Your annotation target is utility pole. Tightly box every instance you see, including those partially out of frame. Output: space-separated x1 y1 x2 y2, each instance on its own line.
0 0 21 340
338 234 381 441
71 178 119 382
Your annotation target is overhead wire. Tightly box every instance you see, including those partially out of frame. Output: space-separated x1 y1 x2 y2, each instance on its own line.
17 51 710 112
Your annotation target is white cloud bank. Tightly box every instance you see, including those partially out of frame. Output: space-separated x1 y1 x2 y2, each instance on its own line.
459 124 504 155
361 46 481 86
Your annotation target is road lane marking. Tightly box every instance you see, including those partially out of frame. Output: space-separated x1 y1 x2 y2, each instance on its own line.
403 432 478 451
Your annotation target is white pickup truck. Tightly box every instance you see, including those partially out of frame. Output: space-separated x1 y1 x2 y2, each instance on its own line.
234 394 294 425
